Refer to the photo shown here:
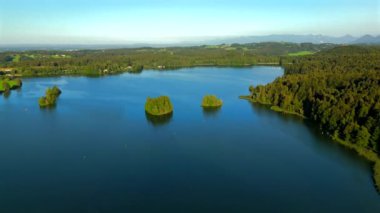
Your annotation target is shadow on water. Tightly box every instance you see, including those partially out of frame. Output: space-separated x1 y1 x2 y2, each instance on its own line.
249 102 304 123
3 91 11 99
39 105 57 112
2 87 22 99
302 119 372 167
145 112 173 126
248 101 373 172
202 107 222 118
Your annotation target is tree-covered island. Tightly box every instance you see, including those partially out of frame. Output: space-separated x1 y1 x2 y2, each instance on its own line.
201 95 223 108
0 78 22 94
39 86 62 107
145 96 173 116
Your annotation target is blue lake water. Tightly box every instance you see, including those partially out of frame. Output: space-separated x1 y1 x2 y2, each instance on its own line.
0 66 379 212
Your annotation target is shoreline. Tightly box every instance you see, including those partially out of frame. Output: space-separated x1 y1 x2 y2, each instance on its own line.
240 95 380 191
3 64 281 78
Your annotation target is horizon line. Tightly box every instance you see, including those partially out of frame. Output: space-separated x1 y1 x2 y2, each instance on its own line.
1 33 379 47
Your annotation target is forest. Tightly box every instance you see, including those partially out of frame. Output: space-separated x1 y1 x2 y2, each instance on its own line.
0 42 334 77
247 45 380 188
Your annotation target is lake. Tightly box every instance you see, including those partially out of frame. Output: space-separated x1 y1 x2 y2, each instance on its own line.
0 66 379 212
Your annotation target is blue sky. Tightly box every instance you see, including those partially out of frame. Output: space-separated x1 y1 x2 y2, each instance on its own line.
0 0 379 44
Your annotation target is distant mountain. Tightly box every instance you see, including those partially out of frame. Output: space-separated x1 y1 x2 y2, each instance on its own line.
205 34 357 45
3 34 378 52
352 35 380 44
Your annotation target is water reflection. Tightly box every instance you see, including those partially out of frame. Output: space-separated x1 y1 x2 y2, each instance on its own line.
39 105 57 111
3 91 11 99
248 101 372 172
145 112 173 126
202 107 222 118
249 102 304 123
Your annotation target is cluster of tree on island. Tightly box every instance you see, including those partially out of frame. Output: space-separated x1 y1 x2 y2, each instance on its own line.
145 96 174 116
38 86 62 108
201 95 223 108
0 78 22 92
145 95 223 116
0 77 22 97
245 45 380 189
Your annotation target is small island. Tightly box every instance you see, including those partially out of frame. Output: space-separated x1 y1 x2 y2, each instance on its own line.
39 86 62 107
201 95 223 108
0 78 22 94
145 96 173 116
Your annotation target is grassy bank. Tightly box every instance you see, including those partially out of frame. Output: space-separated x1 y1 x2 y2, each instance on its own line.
239 95 304 117
270 105 305 117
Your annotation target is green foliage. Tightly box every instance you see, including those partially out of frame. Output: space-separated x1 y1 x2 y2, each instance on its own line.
356 126 371 148
145 96 173 116
39 86 62 107
47 86 62 97
129 65 144 73
248 45 380 156
13 78 22 87
0 43 335 77
1 81 10 93
0 78 22 92
201 95 223 108
12 54 20 63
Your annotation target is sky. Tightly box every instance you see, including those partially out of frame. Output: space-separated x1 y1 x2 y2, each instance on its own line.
0 0 379 44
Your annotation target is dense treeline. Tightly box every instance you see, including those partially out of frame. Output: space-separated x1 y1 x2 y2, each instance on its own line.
248 45 380 189
0 43 333 77
281 45 380 74
249 45 380 155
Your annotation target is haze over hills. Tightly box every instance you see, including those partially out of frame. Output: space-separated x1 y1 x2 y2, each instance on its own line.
204 34 358 45
199 34 380 45
0 34 379 52
351 35 380 44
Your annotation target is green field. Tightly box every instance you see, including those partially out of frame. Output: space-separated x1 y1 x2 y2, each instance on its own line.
287 51 315 56
12 54 21 62
9 54 71 63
